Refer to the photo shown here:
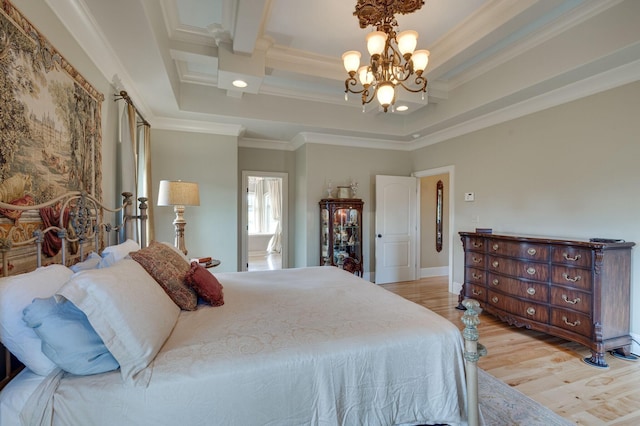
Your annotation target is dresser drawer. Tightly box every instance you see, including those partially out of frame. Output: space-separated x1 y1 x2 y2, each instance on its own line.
465 283 487 302
551 246 592 268
550 309 592 338
550 287 591 315
466 267 486 285
465 252 486 268
487 290 549 323
550 266 592 291
487 273 548 303
488 240 549 261
488 256 549 281
463 236 485 252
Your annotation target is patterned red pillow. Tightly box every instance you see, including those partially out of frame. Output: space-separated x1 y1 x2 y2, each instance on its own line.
130 241 197 311
185 262 224 307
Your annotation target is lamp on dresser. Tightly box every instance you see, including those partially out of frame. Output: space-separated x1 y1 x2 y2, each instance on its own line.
157 180 200 255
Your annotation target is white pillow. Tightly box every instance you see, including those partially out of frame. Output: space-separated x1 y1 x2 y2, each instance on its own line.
0 265 73 376
99 239 140 267
57 259 180 387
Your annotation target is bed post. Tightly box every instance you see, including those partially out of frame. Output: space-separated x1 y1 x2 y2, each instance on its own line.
122 192 134 244
138 197 148 248
461 299 486 426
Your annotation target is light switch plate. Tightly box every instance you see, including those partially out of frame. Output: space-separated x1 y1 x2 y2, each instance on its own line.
464 192 475 201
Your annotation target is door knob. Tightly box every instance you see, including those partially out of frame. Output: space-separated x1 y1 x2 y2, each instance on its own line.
377 234 382 238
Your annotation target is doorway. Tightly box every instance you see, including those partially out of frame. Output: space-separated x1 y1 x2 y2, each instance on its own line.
241 171 288 271
414 166 455 293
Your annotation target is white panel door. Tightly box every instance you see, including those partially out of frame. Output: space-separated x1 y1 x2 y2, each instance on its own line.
375 175 417 284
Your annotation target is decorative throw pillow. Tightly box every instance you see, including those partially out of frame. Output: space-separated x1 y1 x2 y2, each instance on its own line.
185 262 224 307
22 296 119 375
129 241 197 310
0 265 73 376
57 259 180 386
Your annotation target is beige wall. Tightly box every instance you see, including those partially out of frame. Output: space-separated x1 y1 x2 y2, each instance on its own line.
420 174 449 272
300 143 412 277
411 80 640 346
151 129 238 272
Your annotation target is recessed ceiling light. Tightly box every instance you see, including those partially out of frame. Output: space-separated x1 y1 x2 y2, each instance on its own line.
396 105 409 112
232 79 248 88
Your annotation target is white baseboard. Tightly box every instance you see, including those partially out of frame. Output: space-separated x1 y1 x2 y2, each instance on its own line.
420 266 448 278
631 332 640 356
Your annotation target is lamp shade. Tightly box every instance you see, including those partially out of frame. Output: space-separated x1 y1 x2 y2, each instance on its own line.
376 82 395 107
157 180 200 206
396 30 418 56
366 31 387 56
412 49 430 72
342 51 361 73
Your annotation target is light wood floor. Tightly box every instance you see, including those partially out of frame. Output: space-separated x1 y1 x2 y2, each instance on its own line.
381 276 640 426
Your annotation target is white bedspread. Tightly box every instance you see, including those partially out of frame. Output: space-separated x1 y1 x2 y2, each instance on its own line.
12 267 468 426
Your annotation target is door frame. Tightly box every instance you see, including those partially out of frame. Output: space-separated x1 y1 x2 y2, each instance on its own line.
413 166 455 293
241 171 289 271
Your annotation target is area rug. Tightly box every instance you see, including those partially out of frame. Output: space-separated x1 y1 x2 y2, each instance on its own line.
478 368 575 425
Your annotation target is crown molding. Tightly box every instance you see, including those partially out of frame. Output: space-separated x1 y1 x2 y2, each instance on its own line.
152 117 245 136
45 0 153 119
415 57 640 149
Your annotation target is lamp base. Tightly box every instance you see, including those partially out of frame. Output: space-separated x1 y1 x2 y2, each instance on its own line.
173 205 188 255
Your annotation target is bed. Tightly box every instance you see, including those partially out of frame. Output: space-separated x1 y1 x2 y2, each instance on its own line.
0 192 484 426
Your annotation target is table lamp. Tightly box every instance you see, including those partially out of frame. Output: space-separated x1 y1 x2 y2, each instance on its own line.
157 180 200 255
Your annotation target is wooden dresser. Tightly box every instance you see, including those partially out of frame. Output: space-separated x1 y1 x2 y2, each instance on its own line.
459 232 635 368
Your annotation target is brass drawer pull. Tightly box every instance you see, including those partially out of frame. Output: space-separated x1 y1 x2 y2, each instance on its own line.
526 307 536 316
563 253 581 262
526 267 536 275
527 287 536 295
527 248 537 256
562 273 581 283
472 256 482 263
472 241 482 248
562 316 581 327
491 296 499 304
562 294 581 305
492 260 499 268
491 278 499 286
472 289 483 296
492 243 499 251
472 272 482 280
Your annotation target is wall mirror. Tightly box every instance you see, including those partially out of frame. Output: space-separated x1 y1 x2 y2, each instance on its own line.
436 180 443 252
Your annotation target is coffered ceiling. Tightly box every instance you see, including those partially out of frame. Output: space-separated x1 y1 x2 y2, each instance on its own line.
48 0 640 150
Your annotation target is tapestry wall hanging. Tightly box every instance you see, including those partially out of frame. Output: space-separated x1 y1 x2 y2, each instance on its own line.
0 0 104 273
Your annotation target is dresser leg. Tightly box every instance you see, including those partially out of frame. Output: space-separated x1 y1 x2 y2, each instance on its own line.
583 351 609 368
610 347 639 361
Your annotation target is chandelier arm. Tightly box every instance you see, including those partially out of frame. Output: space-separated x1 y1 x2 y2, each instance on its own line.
395 77 428 94
345 77 367 95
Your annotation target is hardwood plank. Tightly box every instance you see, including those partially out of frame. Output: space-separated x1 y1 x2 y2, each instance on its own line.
381 276 640 426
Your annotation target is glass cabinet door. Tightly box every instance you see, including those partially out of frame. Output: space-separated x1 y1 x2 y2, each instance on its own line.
321 207 329 264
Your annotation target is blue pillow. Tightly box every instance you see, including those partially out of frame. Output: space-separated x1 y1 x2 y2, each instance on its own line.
22 297 119 375
70 252 102 272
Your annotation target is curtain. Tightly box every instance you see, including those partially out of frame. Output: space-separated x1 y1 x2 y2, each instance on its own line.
266 178 282 254
119 103 138 241
254 178 265 233
141 124 154 242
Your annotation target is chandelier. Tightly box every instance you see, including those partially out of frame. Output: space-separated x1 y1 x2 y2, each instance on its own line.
342 0 430 112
